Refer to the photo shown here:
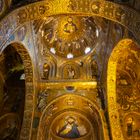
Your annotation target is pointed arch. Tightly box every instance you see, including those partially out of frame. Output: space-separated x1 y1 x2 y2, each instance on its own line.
107 39 140 140
37 94 109 140
0 42 35 140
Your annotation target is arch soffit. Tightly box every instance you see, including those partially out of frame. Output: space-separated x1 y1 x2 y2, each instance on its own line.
0 42 35 140
107 39 140 140
38 94 109 140
0 0 140 49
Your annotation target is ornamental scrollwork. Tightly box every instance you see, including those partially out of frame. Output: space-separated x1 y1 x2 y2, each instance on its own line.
0 0 140 49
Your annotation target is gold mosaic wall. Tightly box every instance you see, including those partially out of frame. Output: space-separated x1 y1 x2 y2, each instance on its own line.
0 0 139 140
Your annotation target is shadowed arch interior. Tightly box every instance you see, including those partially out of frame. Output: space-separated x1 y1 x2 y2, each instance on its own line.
0 43 34 140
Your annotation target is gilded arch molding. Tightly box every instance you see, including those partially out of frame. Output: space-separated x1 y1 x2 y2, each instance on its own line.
107 39 140 140
0 42 35 140
0 0 140 48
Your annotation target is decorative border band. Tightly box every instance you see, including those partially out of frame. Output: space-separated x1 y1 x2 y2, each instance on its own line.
0 0 140 48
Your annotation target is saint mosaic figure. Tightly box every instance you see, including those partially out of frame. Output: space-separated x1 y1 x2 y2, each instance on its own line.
43 63 50 79
63 17 78 34
56 116 87 139
126 117 133 137
37 91 48 112
67 66 75 79
91 60 98 78
57 116 80 138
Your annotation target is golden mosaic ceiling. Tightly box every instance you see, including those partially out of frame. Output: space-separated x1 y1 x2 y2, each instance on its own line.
0 0 140 140
39 16 99 59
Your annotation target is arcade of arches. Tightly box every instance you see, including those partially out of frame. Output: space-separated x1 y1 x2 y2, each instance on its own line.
0 0 140 140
